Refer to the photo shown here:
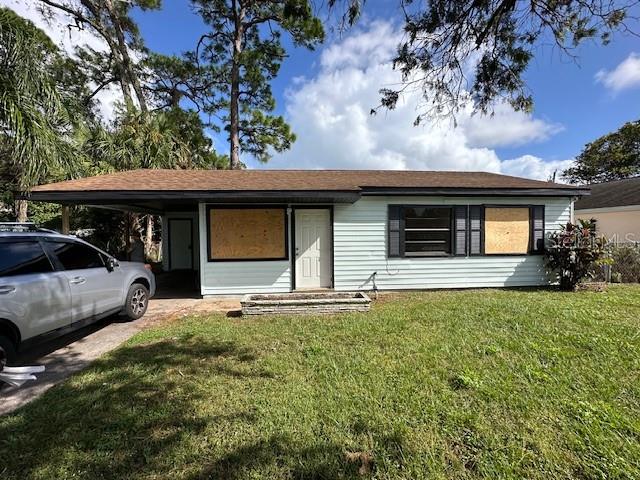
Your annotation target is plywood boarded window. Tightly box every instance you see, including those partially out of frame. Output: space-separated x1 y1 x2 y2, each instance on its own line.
484 207 530 254
209 208 287 260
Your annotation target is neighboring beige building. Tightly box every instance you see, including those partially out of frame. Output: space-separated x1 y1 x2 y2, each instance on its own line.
575 177 640 244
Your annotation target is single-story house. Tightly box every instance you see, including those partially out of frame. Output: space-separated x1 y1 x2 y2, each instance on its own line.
574 177 640 244
27 169 588 296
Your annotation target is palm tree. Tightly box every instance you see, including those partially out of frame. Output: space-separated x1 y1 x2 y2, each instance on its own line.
0 8 78 221
81 108 228 253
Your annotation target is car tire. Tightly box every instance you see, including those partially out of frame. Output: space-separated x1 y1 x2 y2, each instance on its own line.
0 335 17 371
124 283 150 320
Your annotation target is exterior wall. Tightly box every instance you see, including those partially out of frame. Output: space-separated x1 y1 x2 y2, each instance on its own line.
197 196 572 295
333 196 572 291
575 205 640 244
198 203 291 296
161 211 199 271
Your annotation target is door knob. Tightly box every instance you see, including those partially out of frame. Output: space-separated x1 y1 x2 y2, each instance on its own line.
0 285 15 294
70 276 86 285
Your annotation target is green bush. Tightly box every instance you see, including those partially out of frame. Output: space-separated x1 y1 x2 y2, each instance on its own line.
545 219 610 290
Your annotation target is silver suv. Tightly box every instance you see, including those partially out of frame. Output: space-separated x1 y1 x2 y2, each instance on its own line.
0 224 156 366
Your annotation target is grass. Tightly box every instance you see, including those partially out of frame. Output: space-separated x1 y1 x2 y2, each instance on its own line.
2 286 640 479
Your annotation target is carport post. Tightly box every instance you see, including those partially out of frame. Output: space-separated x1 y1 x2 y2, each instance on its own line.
61 205 70 234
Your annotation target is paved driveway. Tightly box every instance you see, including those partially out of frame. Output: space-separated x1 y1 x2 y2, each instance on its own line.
0 297 240 416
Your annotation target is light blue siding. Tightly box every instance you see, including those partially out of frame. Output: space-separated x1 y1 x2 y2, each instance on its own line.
333 196 571 291
197 196 572 294
198 203 291 295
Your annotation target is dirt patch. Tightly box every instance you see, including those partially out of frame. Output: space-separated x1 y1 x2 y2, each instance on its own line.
345 451 374 476
368 292 405 305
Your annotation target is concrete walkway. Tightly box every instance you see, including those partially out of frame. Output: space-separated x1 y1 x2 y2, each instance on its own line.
0 297 240 416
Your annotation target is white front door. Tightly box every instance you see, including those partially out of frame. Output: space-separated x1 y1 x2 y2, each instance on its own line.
295 209 332 289
169 219 193 270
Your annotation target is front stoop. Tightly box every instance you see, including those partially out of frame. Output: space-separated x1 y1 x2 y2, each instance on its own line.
241 292 371 315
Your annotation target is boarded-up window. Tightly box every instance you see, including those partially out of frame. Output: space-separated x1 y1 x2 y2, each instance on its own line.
484 207 530 254
209 208 287 260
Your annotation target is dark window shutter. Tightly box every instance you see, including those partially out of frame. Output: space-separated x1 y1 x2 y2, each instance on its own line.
388 205 402 257
531 206 545 253
454 206 468 256
469 205 483 255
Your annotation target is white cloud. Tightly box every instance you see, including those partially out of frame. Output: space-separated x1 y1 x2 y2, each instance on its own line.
595 52 640 93
500 155 574 182
267 21 566 180
460 103 563 148
320 21 400 71
1 0 121 121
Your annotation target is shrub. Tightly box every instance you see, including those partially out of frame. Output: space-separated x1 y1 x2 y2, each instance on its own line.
545 219 610 291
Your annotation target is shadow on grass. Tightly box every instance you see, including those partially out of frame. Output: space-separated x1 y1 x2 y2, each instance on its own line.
189 426 406 479
0 336 378 479
189 435 362 480
0 338 266 478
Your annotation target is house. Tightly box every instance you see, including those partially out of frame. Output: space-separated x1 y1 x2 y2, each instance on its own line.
574 177 640 244
27 169 588 296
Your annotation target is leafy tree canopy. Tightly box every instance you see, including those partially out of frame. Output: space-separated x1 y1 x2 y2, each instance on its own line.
339 0 636 124
37 0 163 113
81 108 228 175
563 120 640 184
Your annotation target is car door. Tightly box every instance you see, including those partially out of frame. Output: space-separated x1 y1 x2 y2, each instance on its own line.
0 239 72 340
44 240 124 323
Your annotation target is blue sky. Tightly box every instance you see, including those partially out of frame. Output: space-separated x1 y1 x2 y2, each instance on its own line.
133 1 640 164
5 0 640 179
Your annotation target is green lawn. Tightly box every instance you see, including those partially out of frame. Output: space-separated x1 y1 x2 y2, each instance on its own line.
2 287 640 479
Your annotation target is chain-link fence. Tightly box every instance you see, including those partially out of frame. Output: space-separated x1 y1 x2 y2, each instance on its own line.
595 243 640 283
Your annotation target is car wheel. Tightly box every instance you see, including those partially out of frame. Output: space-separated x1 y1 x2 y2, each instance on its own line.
124 283 150 320
0 335 17 371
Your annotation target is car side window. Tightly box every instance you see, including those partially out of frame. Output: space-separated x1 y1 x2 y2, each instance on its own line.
46 241 105 270
0 241 54 277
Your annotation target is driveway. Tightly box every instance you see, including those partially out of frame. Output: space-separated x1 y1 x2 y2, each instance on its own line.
0 297 240 416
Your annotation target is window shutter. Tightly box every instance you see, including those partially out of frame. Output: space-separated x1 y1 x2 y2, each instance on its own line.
531 206 545 253
454 206 468 256
388 205 402 257
469 205 483 255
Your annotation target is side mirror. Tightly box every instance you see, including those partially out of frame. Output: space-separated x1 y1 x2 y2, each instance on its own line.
106 257 119 272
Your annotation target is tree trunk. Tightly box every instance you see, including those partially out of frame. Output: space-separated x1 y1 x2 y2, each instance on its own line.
119 75 134 106
61 205 70 234
104 0 148 113
229 66 241 169
15 199 27 223
229 0 245 170
145 215 154 259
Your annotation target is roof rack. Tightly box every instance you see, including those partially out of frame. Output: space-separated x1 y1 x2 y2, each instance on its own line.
0 222 58 234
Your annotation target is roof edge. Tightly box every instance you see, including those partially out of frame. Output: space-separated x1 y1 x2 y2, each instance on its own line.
21 190 362 203
360 187 590 197
22 186 589 203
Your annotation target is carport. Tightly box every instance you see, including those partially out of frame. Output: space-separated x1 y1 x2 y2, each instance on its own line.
24 174 202 293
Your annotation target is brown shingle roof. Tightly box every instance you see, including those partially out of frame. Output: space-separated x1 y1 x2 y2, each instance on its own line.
575 177 640 210
31 169 583 193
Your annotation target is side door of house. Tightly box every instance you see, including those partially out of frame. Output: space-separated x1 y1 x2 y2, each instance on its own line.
169 218 193 270
0 238 72 340
44 240 124 323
